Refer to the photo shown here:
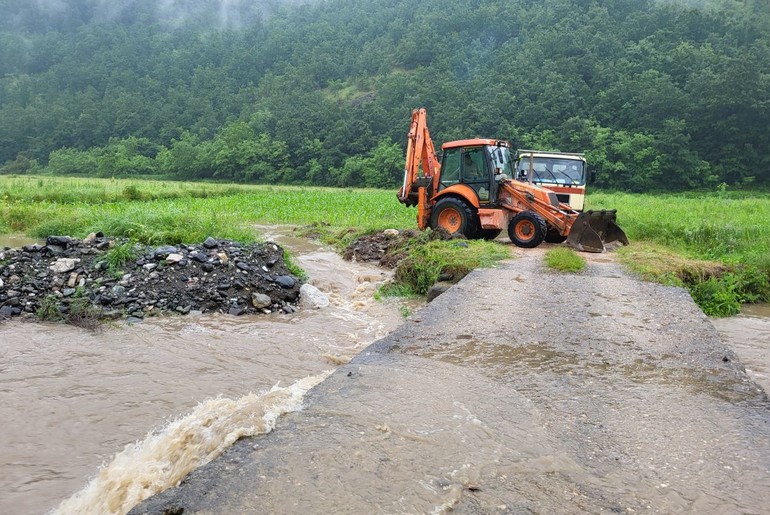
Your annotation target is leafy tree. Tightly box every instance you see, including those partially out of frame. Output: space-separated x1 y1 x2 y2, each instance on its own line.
47 147 101 176
205 122 290 182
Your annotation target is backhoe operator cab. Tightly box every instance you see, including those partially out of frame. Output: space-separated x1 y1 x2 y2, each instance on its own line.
438 140 514 204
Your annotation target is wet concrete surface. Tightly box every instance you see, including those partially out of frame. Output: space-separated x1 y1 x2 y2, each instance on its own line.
130 252 770 514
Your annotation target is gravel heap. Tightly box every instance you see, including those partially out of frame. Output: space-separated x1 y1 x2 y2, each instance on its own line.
0 234 303 323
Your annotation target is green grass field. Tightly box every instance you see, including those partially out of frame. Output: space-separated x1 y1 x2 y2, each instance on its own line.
0 176 416 243
2 176 768 315
588 190 770 264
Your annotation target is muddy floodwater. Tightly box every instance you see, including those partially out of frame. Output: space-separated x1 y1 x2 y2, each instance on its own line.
0 231 407 514
1 230 768 514
712 303 770 394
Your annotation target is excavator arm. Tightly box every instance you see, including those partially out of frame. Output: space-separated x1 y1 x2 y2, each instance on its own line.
398 108 440 228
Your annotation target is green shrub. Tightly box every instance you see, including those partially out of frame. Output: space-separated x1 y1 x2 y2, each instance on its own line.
736 255 770 303
101 241 138 276
544 248 586 273
37 295 63 322
688 275 741 317
121 185 146 201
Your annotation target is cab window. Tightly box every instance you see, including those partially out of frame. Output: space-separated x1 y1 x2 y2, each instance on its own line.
462 149 485 181
439 149 460 191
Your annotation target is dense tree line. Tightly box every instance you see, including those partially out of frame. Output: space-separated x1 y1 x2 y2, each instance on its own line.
1 0 768 191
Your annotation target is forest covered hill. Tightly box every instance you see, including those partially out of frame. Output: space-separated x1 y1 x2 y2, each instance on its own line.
1 0 768 191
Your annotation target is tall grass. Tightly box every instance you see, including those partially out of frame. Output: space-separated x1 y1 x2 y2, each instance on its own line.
3 177 766 261
588 191 770 263
0 177 415 244
0 175 246 204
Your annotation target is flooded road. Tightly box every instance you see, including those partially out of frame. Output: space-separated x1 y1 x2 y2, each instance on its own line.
132 252 770 515
0 232 406 514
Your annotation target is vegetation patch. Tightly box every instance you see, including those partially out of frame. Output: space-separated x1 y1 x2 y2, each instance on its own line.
282 249 308 281
66 290 104 330
36 294 63 322
0 176 255 205
101 241 140 278
340 229 511 296
616 242 769 317
588 191 770 261
0 178 416 244
615 242 726 286
544 248 586 273
36 289 101 329
2 177 769 318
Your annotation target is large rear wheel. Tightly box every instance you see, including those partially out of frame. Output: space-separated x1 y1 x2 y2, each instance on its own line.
508 211 547 248
430 197 478 239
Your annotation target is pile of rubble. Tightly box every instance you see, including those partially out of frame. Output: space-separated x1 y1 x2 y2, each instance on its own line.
0 233 315 323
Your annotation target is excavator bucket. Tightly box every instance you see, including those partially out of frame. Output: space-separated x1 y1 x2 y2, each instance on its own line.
565 210 629 253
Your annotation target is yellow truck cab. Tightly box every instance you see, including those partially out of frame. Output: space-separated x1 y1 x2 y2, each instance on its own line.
514 150 588 211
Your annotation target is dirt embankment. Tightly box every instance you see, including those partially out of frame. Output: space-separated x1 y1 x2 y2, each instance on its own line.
0 234 302 324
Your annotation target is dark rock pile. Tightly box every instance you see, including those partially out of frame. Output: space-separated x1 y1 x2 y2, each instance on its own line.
342 228 451 268
0 234 303 323
342 229 421 266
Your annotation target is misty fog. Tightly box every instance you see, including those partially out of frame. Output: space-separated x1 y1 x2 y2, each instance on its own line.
5 0 318 32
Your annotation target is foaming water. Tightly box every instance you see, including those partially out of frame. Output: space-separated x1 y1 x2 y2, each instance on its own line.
54 373 331 515
0 232 406 515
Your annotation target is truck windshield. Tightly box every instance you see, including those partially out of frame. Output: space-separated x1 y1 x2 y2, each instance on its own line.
520 158 585 186
486 145 515 177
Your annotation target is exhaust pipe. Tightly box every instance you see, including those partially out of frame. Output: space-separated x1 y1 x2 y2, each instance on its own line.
565 210 629 253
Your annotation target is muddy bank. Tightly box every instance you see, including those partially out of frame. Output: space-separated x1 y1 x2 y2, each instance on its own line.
130 253 770 514
0 234 303 323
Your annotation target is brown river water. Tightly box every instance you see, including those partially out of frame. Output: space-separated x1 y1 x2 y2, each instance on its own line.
0 230 408 514
0 230 768 514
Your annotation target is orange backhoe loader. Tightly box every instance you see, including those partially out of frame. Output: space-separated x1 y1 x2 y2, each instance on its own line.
397 108 628 252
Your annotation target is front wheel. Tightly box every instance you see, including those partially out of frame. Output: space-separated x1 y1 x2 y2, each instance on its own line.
429 197 478 239
508 211 547 248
